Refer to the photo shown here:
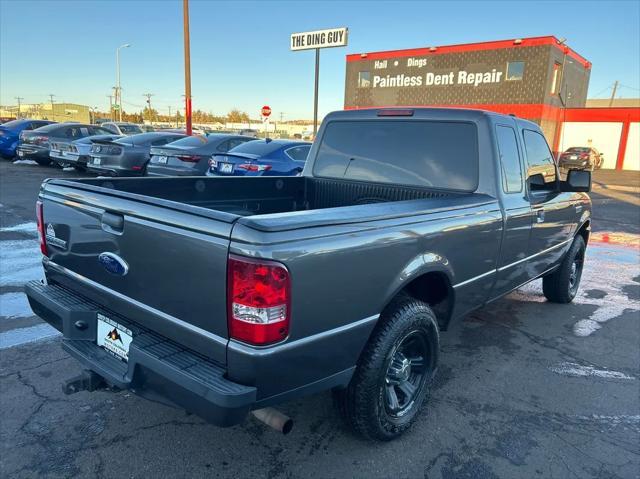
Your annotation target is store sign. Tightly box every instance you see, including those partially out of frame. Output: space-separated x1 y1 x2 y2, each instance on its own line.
290 27 348 51
362 56 509 89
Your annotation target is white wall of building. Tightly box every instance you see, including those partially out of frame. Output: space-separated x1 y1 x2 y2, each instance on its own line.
558 122 622 169
623 122 640 171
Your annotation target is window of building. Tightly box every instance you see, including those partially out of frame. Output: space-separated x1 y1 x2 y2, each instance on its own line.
506 61 525 81
496 125 523 193
523 129 557 186
550 62 562 95
358 71 371 88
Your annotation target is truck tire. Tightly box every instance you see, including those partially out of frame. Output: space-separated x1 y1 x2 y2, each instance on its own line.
333 295 439 441
542 235 586 303
35 158 52 166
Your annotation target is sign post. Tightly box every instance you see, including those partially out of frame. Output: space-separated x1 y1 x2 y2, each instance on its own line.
290 27 348 137
261 105 271 138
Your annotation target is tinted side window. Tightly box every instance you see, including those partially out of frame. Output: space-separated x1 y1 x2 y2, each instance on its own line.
285 145 311 162
64 127 83 139
314 120 479 191
496 125 523 193
523 130 556 184
227 138 252 150
102 124 118 134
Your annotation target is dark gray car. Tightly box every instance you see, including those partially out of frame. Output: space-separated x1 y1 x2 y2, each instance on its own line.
146 133 254 176
86 132 185 176
17 123 110 166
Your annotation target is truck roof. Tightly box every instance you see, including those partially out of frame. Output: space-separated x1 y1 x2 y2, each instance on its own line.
329 107 504 122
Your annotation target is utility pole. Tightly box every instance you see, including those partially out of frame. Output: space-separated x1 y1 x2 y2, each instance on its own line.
116 43 131 122
48 94 56 121
609 80 619 107
14 96 24 119
168 106 172 123
107 94 114 121
183 0 193 135
142 93 155 122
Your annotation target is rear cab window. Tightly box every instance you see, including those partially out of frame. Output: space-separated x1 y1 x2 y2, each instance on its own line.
313 120 479 191
495 125 523 193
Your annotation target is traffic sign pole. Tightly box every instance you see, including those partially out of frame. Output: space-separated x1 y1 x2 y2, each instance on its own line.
313 48 320 138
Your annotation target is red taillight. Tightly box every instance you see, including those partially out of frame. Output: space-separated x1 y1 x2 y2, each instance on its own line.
177 155 200 163
227 255 290 345
32 135 49 146
36 200 48 255
579 153 589 159
237 163 272 172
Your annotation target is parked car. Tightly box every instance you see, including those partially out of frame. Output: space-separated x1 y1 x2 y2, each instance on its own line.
99 122 144 136
50 134 123 170
26 108 592 440
0 119 55 159
207 139 311 177
86 132 186 176
16 123 106 166
140 124 155 133
558 147 604 171
146 133 254 176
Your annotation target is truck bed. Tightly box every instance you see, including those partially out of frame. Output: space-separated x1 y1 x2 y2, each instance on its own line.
50 175 464 219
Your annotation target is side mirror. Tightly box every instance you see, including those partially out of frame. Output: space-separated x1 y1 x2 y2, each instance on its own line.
529 173 547 190
565 169 591 192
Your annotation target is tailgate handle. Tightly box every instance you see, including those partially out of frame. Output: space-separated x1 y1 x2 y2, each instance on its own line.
101 212 124 234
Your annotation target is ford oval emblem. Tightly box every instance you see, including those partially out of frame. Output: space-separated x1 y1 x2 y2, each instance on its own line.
98 252 129 276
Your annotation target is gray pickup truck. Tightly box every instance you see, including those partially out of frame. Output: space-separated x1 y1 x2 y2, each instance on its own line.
26 108 592 440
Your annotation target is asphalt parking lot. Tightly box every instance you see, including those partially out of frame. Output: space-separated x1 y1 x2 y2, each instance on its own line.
1 160 639 478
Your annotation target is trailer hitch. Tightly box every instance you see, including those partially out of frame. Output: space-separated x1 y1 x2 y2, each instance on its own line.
62 370 107 395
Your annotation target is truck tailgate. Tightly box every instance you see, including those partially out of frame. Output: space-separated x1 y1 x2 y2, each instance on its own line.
40 180 234 350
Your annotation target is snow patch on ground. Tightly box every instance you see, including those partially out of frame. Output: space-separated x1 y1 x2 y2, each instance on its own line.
0 222 37 236
514 239 640 337
550 361 635 380
12 159 38 165
0 292 33 319
62 166 75 172
0 239 43 287
0 323 60 349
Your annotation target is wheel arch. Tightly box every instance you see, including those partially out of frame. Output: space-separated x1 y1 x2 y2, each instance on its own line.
380 254 455 332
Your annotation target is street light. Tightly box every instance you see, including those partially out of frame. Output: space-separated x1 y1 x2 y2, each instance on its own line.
116 43 131 122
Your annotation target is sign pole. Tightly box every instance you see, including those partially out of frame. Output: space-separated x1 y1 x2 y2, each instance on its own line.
313 48 320 137
183 0 193 136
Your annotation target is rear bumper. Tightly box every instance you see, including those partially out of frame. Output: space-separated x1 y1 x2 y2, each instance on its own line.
146 165 203 177
86 163 142 177
16 146 49 160
25 280 256 427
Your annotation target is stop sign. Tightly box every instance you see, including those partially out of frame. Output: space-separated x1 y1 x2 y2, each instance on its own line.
261 105 272 117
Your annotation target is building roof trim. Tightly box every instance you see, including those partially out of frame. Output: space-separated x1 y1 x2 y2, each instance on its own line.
346 36 591 69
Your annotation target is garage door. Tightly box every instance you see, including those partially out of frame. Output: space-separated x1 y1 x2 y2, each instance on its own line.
558 122 622 169
623 122 639 171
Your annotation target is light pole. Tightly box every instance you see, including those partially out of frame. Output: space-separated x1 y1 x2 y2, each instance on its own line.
116 43 131 122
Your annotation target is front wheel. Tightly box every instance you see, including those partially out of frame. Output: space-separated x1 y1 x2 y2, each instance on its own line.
543 235 586 303
333 295 439 440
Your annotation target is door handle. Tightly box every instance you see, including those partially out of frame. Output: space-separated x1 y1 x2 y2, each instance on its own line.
101 212 124 234
535 209 545 223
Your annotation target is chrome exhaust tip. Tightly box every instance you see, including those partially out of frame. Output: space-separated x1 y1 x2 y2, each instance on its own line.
251 407 293 434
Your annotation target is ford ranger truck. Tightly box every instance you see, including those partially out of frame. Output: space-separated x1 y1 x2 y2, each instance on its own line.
26 108 592 440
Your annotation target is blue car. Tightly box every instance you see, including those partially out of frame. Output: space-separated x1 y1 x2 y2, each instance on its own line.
206 139 311 177
0 119 55 158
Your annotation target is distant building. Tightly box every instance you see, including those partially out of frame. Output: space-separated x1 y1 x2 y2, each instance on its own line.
1 102 90 123
586 98 640 108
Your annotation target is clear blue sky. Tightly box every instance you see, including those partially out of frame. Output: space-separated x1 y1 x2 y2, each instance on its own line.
1 0 639 119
